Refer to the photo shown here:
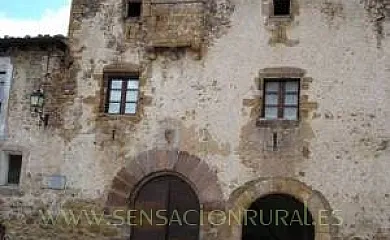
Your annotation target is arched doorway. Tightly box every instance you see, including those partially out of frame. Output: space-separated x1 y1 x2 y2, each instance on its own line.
131 174 200 240
242 194 315 240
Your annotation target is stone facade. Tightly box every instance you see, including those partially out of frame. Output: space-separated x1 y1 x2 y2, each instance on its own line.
1 0 390 239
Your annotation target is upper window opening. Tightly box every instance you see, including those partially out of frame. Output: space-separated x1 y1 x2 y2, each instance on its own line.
127 0 142 18
263 79 299 120
0 71 6 75
274 0 291 16
105 74 140 115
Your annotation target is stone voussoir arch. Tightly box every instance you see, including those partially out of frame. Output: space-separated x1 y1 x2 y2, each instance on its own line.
105 149 225 213
227 177 338 240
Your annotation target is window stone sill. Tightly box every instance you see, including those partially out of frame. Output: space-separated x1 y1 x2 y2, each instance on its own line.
98 113 138 119
266 15 293 28
269 16 292 22
124 17 142 24
0 185 23 196
97 113 142 124
256 118 299 128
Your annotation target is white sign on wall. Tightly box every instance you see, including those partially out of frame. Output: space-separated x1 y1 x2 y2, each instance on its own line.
42 175 67 190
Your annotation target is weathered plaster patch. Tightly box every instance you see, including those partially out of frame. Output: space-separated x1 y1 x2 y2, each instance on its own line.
268 23 300 46
155 119 232 157
361 0 390 47
205 0 235 42
239 68 317 174
320 1 346 28
263 0 300 46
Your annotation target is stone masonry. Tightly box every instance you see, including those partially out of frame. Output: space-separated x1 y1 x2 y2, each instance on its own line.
1 0 390 239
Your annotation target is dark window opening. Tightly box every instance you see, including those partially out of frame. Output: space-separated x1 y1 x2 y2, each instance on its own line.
274 0 291 16
105 74 140 115
0 71 6 75
127 1 142 18
263 79 300 120
7 154 22 185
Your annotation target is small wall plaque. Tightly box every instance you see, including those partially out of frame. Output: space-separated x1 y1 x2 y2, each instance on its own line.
42 175 66 190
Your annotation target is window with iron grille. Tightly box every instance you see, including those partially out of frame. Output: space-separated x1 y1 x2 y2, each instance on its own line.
105 74 140 115
7 155 22 185
0 153 22 186
273 0 291 16
127 0 142 18
263 79 299 120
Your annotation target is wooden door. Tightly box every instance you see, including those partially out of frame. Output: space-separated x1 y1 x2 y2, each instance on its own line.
131 175 200 240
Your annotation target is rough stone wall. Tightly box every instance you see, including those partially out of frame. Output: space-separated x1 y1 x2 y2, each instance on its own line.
1 0 390 239
1 198 120 240
0 46 95 239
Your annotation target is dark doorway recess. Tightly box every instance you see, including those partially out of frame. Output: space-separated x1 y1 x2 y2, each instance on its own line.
242 194 315 240
131 175 200 240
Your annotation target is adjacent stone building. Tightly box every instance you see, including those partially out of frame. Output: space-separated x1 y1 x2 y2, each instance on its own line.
1 0 390 239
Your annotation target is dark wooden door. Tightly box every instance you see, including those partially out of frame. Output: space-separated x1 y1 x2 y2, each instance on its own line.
131 175 200 240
